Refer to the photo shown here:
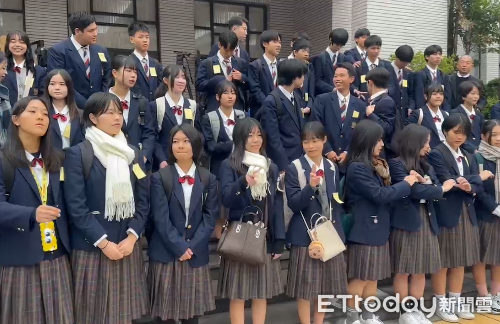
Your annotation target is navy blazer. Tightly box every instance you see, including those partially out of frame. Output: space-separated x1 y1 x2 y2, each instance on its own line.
284 156 345 247
313 50 347 95
47 38 112 110
63 145 149 251
248 56 276 117
368 93 396 156
354 60 397 101
448 74 487 111
345 162 411 246
412 68 451 111
343 47 362 64
148 166 218 268
491 102 500 120
475 157 498 223
449 106 484 154
219 159 286 253
48 107 85 151
405 105 449 149
130 54 163 102
195 55 248 113
294 63 315 109
0 163 70 266
261 90 304 172
208 43 250 63
428 143 482 228
2 65 46 106
388 67 415 114
389 158 443 235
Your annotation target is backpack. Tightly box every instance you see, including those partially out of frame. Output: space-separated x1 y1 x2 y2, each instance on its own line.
207 109 246 140
0 151 14 195
476 152 484 172
157 164 211 202
155 97 197 131
254 89 283 121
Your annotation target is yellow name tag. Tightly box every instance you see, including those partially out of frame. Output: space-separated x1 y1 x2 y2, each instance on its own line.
361 75 366 83
184 108 193 120
60 167 64 181
98 52 107 62
40 222 58 252
150 67 157 77
333 192 344 204
305 93 309 101
352 111 359 118
213 65 221 74
402 79 408 88
132 163 146 179
25 75 34 88
62 124 71 138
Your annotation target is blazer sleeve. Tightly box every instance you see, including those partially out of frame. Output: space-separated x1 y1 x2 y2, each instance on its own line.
220 159 249 209
367 98 395 137
195 59 225 93
101 48 112 92
313 56 334 94
412 72 426 110
490 103 500 120
201 115 233 155
261 96 288 172
125 167 150 236
248 62 266 107
284 162 318 212
35 66 46 97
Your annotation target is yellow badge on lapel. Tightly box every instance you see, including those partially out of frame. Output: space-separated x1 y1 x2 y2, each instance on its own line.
361 75 366 83
213 65 221 74
403 79 408 88
62 124 71 138
333 193 344 204
133 163 146 179
98 52 107 62
60 167 64 181
352 111 359 118
25 76 34 88
305 93 309 101
184 108 193 120
150 67 157 77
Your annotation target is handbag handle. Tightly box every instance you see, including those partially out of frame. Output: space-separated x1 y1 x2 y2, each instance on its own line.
240 205 265 224
300 212 322 231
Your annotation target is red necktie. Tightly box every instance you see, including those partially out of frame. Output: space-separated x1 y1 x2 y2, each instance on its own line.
340 99 347 122
316 169 324 177
227 119 236 126
13 66 21 74
398 70 402 82
179 175 195 185
432 71 437 82
172 105 182 116
53 113 67 122
224 59 232 76
470 114 475 120
433 116 441 123
457 156 462 163
122 100 129 110
31 158 44 168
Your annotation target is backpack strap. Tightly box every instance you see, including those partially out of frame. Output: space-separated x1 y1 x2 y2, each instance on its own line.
0 151 15 196
234 109 246 119
155 97 166 131
207 111 220 141
417 109 423 125
270 90 283 120
134 93 148 126
292 159 307 189
77 140 94 180
475 152 484 173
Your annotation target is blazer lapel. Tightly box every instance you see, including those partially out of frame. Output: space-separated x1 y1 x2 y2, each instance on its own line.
261 57 274 91
172 173 186 216
300 156 312 184
341 98 357 132
49 171 60 204
69 117 80 143
323 158 336 202
133 55 148 83
437 144 460 175
330 94 343 129
48 107 62 140
216 110 230 142
7 70 18 95
188 170 203 220
18 168 41 202
422 106 440 137
89 45 102 80
163 98 178 126
127 98 139 130
279 91 300 130
450 75 458 104
66 38 86 75
325 51 334 72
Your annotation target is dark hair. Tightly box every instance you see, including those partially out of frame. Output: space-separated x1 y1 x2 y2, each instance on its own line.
364 35 382 48
301 121 326 141
1 96 62 172
167 124 203 165
127 22 149 36
219 31 239 51
482 120 500 145
442 113 471 137
0 51 6 65
292 31 309 43
395 124 431 176
345 119 384 168
216 80 237 101
42 69 80 122
329 28 349 46
229 118 267 174
292 39 310 52
354 28 370 39
395 45 414 63
83 92 122 128
68 12 96 35
365 67 390 89
259 30 281 51
5 30 36 75
155 65 185 99
277 58 308 86
111 55 137 87
424 83 444 100
424 45 443 61
459 80 481 99
335 62 356 77
228 16 248 29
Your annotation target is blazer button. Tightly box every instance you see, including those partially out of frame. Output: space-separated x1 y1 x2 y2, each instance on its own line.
90 85 93 89
17 228 21 231
340 135 343 138
428 213 431 216
187 225 192 229
236 192 240 195
187 239 190 242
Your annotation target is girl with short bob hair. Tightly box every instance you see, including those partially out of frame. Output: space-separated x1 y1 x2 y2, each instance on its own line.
64 92 150 324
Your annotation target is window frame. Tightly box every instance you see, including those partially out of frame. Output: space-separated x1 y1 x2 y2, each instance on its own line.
0 0 26 32
194 0 268 60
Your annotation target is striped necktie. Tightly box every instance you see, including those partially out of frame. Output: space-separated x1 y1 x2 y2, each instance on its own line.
340 98 347 123
82 46 90 79
142 58 149 80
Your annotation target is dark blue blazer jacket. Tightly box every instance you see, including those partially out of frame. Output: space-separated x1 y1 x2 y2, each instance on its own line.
475 157 498 223
248 56 276 117
294 63 315 109
2 65 46 106
405 105 449 149
388 67 415 114
131 54 163 102
412 68 451 111
343 47 362 64
367 93 396 156
448 74 487 111
353 60 397 102
208 43 250 63
48 107 85 151
449 105 484 154
491 102 500 120
313 50 347 95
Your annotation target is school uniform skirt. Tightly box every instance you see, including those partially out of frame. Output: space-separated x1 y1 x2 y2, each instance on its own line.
390 205 442 274
286 246 347 301
479 220 500 266
347 242 391 281
0 255 73 324
218 254 284 300
71 243 149 324
438 205 480 268
148 260 215 320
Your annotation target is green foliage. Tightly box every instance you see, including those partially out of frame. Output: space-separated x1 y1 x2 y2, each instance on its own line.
389 52 456 74
483 78 500 119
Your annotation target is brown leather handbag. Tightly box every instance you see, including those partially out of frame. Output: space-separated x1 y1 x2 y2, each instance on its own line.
217 205 267 265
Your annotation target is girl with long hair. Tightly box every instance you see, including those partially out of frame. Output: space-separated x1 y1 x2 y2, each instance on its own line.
0 51 10 146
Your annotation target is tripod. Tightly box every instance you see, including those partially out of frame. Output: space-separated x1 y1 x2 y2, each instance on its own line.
174 51 195 100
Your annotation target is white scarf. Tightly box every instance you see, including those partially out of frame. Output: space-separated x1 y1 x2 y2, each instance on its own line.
242 151 270 200
85 126 136 221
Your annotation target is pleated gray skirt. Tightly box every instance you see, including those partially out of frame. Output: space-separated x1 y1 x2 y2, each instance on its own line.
479 220 500 266
347 242 391 281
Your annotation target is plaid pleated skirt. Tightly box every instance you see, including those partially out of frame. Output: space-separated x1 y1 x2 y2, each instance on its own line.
479 220 500 266
390 205 442 274
286 246 347 301
148 260 215 321
218 254 284 300
71 243 149 324
347 242 391 281
438 205 480 268
0 255 74 324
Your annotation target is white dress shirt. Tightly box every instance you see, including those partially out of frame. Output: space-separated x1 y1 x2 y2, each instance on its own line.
326 47 338 66
217 51 232 78
218 108 235 140
426 65 438 80
263 54 277 85
133 49 149 70
369 89 387 103
109 88 131 124
357 46 366 60
13 59 26 99
304 154 324 186
461 104 476 123
443 141 465 176
175 162 197 227
428 105 446 142
278 85 294 103
26 151 48 188
366 57 380 70
53 105 71 149
165 93 184 125
70 35 89 62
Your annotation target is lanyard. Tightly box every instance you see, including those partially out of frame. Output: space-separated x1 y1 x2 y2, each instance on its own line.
30 167 48 205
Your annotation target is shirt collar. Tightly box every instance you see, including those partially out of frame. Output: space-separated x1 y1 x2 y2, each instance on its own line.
25 151 42 162
326 47 337 60
133 50 149 63
426 65 437 74
174 162 196 177
304 154 324 171
366 57 379 66
70 35 87 51
443 141 464 160
263 54 277 66
13 59 25 69
457 72 470 78
391 61 400 73
218 108 234 123
53 105 69 115
287 53 294 59
370 89 387 101
357 46 365 55
109 88 131 104
217 51 231 64
461 104 476 117
165 92 184 108
337 91 350 103
278 86 293 101
427 105 443 118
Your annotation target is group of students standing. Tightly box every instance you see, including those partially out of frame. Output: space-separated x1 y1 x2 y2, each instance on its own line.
0 9 500 324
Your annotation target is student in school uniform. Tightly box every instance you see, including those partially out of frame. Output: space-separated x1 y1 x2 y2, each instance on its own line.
261 58 308 173
390 45 415 118
284 121 347 324
128 22 163 102
208 16 250 62
313 28 349 96
490 96 500 120
218 117 285 324
291 39 315 120
64 92 149 324
427 114 483 322
312 62 366 169
152 65 201 170
449 55 486 111
412 45 451 111
287 31 309 59
248 30 282 117
0 96 73 324
42 69 85 151
3 30 46 106
0 52 12 146
344 119 417 324
196 30 248 113
406 84 450 149
148 123 217 324
389 124 457 324
472 120 500 312
48 12 112 110
344 28 371 66
109 55 155 167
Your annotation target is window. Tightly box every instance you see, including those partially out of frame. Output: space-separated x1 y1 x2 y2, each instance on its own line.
194 0 267 60
68 0 159 60
0 0 24 49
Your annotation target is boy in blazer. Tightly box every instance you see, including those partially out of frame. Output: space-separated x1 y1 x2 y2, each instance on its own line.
344 28 370 66
390 45 415 117
287 31 309 59
449 55 487 110
208 16 250 62
47 12 112 110
291 39 315 118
